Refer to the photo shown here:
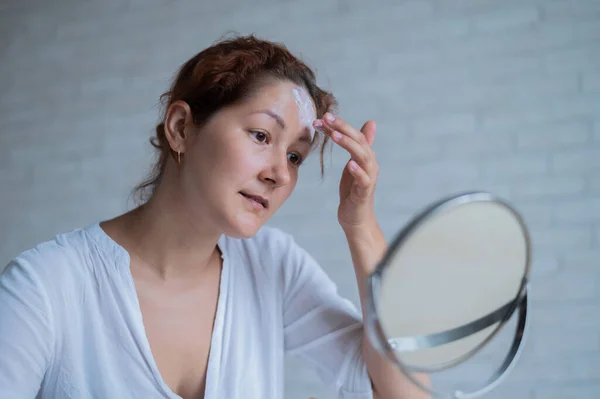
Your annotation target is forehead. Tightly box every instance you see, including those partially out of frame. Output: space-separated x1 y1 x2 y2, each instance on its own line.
245 80 317 116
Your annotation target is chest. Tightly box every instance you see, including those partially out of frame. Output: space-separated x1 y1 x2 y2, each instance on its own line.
133 266 222 399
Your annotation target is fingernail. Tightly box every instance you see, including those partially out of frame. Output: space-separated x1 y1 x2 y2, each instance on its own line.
332 131 342 140
314 119 323 128
325 113 335 123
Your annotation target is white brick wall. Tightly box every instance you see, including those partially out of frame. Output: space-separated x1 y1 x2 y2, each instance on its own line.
1 0 599 398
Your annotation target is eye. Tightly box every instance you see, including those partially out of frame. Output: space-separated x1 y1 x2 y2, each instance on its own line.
288 152 304 166
250 130 269 144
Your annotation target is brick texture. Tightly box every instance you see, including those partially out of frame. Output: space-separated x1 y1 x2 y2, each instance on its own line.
1 0 599 398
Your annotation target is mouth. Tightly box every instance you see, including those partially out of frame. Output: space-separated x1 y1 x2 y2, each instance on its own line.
239 192 269 209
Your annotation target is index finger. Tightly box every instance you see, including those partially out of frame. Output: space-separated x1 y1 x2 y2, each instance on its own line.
321 113 369 147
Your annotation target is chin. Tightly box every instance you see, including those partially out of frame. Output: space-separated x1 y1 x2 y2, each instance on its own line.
222 215 265 239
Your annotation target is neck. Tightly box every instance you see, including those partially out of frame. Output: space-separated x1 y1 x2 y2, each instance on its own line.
107 183 222 282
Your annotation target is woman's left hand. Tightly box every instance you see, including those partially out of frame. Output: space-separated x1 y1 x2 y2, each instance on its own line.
314 113 379 232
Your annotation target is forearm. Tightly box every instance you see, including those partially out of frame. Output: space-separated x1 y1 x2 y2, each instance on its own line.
343 222 431 399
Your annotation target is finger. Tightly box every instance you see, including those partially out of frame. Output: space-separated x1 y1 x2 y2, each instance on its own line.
315 116 372 149
330 127 374 173
322 113 370 148
360 120 377 147
347 160 372 198
313 119 374 172
313 118 335 136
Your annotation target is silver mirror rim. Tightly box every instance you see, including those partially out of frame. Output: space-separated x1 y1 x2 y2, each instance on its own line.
364 191 533 398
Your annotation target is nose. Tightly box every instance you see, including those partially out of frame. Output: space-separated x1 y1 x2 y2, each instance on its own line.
260 151 291 187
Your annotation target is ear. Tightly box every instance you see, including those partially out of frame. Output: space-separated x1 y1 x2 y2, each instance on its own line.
164 100 193 154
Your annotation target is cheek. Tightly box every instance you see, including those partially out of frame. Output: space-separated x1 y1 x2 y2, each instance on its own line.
205 136 250 173
230 146 263 175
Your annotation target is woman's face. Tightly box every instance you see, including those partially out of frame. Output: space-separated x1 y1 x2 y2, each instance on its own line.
178 80 317 238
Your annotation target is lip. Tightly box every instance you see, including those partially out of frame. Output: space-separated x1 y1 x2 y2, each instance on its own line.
239 192 269 210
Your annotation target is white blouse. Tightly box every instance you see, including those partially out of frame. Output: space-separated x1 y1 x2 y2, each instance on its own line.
0 222 373 399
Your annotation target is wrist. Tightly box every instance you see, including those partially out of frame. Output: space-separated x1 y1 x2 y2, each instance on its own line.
342 217 382 242
343 220 387 273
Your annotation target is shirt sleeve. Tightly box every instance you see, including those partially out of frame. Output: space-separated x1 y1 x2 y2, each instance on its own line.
0 257 55 398
279 231 373 399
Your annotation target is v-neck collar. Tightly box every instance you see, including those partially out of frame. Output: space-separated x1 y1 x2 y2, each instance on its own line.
86 222 230 399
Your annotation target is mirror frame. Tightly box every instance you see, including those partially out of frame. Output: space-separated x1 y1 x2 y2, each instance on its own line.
364 191 532 398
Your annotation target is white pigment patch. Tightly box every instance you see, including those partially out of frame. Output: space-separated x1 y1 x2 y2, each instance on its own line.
292 87 316 139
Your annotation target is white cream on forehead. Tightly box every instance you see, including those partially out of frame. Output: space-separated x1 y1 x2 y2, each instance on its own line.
292 86 316 139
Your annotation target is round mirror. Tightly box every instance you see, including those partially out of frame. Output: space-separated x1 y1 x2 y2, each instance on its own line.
365 191 531 398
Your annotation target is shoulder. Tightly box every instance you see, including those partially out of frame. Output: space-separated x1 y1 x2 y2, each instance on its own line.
8 225 94 272
1 224 108 299
220 225 318 284
222 225 329 292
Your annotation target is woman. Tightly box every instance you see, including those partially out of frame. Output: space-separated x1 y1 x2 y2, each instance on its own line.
0 35 429 399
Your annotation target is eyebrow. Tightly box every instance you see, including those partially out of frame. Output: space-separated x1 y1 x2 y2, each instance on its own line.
251 109 313 144
251 109 286 129
298 131 313 144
